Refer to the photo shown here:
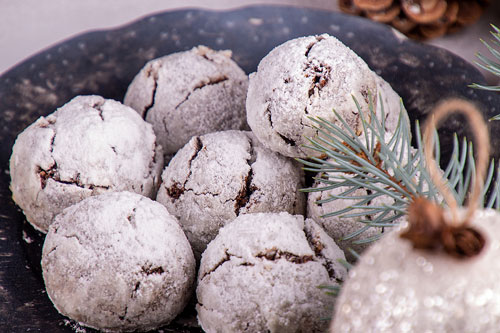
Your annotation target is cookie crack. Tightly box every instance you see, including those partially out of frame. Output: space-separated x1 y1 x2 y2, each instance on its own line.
304 36 331 106
127 206 137 228
303 225 339 280
174 75 228 110
146 140 159 181
37 163 110 191
182 188 221 198
45 245 58 257
56 178 109 191
38 164 57 189
203 250 231 280
234 168 256 215
131 281 141 299
161 117 169 137
234 140 259 215
304 35 325 58
142 69 159 120
47 126 56 152
256 247 314 264
305 63 331 99
38 127 58 188
360 86 370 105
118 305 129 322
92 100 105 121
265 103 298 147
166 136 203 200
64 234 83 246
277 132 297 147
141 264 165 275
166 182 185 200
200 249 251 281
304 42 315 58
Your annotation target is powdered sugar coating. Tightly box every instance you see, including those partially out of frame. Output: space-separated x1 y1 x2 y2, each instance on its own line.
156 130 305 259
246 34 401 158
9 95 163 233
124 45 249 155
196 212 347 333
42 191 195 332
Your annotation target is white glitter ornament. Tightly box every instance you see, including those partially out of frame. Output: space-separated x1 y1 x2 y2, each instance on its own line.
331 209 500 333
331 99 500 332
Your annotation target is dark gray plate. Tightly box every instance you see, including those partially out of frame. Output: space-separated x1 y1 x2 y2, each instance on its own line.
0 5 498 332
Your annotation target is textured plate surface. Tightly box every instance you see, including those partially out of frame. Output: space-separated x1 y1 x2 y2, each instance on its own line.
0 5 498 332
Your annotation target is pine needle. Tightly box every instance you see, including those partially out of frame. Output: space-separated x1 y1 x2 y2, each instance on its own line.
470 25 500 96
300 94 500 248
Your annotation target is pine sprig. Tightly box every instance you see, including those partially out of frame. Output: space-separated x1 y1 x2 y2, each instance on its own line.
318 284 341 297
299 95 500 244
469 24 500 102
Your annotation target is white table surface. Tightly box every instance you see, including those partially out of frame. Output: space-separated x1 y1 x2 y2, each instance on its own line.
1 0 499 83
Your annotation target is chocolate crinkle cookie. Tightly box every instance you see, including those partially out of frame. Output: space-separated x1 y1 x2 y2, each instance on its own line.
156 130 306 260
42 191 196 332
9 95 163 233
124 45 249 155
246 33 401 158
196 212 347 333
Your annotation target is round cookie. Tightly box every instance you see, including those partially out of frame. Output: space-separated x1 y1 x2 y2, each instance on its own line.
42 191 195 332
196 212 347 333
9 95 163 233
156 130 306 259
124 45 249 155
246 33 401 158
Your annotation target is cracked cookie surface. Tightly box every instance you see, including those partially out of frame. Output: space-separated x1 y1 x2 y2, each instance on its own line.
41 191 195 332
156 130 306 260
124 45 249 155
9 95 164 233
196 212 347 333
246 33 401 158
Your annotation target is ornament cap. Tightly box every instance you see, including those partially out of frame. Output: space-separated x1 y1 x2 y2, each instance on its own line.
401 197 486 258
401 98 489 259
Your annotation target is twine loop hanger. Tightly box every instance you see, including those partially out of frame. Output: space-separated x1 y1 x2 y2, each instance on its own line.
401 98 489 258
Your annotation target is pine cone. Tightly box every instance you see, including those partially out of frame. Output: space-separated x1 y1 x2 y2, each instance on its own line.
339 0 490 39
